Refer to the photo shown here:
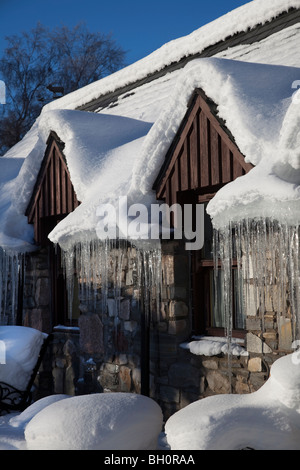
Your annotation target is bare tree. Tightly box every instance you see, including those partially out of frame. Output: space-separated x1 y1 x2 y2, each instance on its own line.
0 23 126 154
50 24 125 93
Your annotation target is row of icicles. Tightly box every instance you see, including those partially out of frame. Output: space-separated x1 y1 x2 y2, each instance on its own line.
214 218 300 351
60 238 162 323
1 219 300 361
0 240 163 327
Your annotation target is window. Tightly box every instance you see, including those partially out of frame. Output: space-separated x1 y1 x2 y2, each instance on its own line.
50 243 80 327
152 88 253 339
47 217 80 327
26 133 81 328
192 203 245 337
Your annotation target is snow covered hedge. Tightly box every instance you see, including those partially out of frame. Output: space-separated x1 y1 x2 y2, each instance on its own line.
24 392 163 450
165 353 300 450
2 353 300 449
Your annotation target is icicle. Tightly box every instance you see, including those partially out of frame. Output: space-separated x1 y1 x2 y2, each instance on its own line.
287 225 300 342
214 224 233 391
213 228 219 325
213 217 300 369
60 237 162 334
0 248 24 326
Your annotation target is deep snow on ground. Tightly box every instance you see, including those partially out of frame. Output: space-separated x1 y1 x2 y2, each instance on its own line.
165 353 300 450
1 353 300 450
0 393 164 450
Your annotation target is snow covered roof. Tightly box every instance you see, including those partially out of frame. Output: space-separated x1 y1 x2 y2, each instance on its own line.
2 0 300 251
43 0 300 113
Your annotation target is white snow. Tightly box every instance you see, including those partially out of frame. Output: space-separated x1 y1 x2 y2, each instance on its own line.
165 353 300 450
11 110 152 214
0 394 72 450
0 326 47 391
1 1 300 250
1 353 300 449
37 110 153 204
207 80 300 228
8 394 70 428
131 58 299 185
216 22 300 68
24 393 163 450
41 0 300 112
0 121 43 251
2 57 300 250
181 336 248 357
0 109 153 250
0 392 163 450
43 58 300 248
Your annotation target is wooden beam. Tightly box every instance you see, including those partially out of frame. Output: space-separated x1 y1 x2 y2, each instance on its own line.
25 132 80 246
154 88 254 203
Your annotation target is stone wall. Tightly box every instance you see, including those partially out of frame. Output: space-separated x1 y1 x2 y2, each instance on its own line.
23 239 293 421
23 248 52 334
74 244 146 397
149 240 290 419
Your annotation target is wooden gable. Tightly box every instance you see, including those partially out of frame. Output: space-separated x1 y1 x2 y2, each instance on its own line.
26 132 80 245
154 89 253 206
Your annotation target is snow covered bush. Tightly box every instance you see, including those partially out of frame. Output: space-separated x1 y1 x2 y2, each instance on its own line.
0 326 47 390
165 353 300 450
9 394 70 428
25 392 163 450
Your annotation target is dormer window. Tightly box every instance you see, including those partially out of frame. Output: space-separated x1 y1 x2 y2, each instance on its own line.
154 89 253 338
26 132 80 326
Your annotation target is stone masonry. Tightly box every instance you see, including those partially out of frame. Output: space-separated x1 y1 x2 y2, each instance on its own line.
21 238 294 421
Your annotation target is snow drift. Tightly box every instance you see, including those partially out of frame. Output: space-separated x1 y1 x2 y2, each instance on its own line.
24 392 163 450
8 394 71 428
165 353 300 450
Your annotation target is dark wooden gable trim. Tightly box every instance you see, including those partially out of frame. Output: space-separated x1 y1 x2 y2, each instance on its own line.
154 88 253 206
26 131 80 245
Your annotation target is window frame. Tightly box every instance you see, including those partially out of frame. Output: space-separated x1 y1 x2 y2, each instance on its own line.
26 133 80 329
44 215 79 328
192 197 246 339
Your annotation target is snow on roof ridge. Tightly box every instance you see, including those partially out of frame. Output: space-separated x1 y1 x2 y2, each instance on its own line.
131 58 300 193
43 0 300 113
47 58 300 248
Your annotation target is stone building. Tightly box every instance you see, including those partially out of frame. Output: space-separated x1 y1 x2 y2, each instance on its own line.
1 0 300 419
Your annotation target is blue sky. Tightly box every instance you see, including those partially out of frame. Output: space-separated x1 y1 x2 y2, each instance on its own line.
0 0 252 66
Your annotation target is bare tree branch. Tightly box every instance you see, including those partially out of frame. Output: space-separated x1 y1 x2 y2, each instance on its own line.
0 23 126 154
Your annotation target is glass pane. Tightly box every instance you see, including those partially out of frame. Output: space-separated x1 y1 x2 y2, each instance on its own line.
209 268 245 330
68 274 80 321
233 269 245 329
210 269 224 328
201 203 214 260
